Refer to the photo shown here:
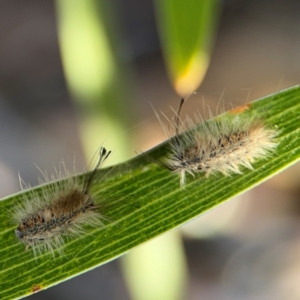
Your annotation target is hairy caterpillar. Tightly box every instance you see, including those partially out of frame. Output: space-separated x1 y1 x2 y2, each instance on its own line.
160 99 278 186
13 147 111 257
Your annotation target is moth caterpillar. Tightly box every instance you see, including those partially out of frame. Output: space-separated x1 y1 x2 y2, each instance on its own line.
13 147 111 257
160 99 278 186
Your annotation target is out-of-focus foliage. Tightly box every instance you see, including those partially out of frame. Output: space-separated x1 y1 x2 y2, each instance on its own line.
154 0 220 96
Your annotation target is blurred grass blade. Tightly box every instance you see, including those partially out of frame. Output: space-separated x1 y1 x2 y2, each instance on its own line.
154 0 220 96
1 86 300 299
121 231 187 300
56 0 114 101
55 0 134 163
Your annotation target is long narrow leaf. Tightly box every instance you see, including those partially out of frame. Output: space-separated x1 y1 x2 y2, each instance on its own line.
1 86 300 299
154 0 220 96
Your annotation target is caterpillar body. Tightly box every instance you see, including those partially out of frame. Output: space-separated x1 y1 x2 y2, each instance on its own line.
160 101 278 186
13 147 111 257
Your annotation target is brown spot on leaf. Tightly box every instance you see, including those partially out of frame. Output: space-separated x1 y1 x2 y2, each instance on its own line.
31 284 42 293
229 103 251 114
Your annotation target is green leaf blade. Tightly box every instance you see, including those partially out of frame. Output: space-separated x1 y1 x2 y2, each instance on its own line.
1 86 300 299
154 0 220 95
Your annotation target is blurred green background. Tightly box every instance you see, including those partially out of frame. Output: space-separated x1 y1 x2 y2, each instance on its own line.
0 0 300 299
